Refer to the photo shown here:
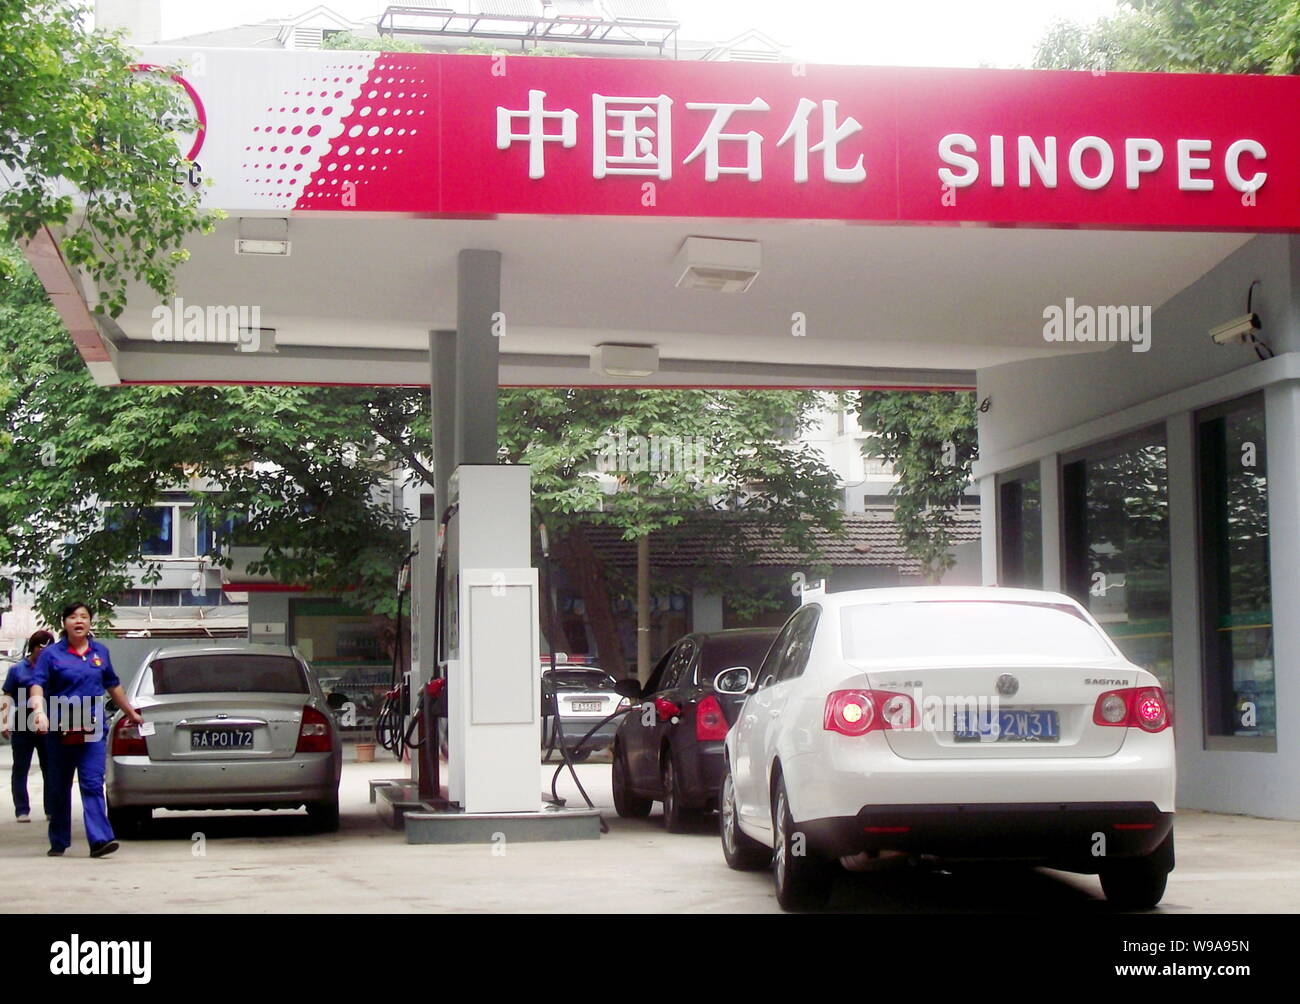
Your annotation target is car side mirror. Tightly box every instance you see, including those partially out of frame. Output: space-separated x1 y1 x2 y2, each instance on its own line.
714 667 752 695
613 678 642 701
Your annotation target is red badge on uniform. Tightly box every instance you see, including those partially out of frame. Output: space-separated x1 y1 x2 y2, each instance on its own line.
92 656 102 666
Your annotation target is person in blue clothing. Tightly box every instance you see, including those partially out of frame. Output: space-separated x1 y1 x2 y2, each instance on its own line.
1 630 56 822
28 602 144 858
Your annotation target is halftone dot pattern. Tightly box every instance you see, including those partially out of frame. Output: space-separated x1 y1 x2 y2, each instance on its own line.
294 54 438 211
240 53 379 211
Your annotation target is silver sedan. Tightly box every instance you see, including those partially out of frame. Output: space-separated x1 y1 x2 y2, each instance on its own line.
105 643 343 836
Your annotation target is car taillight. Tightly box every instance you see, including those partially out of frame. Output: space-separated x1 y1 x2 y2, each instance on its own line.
111 717 148 756
654 697 681 722
695 695 729 741
823 690 915 736
1093 687 1170 732
297 706 332 753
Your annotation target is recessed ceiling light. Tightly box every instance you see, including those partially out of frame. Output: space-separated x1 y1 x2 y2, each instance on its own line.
591 343 659 378
674 236 761 292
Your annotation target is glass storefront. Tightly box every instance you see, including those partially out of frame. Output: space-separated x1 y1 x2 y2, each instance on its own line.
1062 429 1173 693
1197 394 1275 741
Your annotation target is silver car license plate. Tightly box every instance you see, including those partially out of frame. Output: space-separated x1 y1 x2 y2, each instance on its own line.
570 701 602 713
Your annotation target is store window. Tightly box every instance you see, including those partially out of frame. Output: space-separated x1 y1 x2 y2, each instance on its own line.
1062 428 1173 693
998 466 1042 588
1197 395 1275 745
290 598 392 736
105 506 176 557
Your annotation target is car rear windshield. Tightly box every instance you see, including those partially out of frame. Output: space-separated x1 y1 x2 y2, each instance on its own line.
840 601 1115 661
143 655 309 695
699 633 778 681
546 670 615 691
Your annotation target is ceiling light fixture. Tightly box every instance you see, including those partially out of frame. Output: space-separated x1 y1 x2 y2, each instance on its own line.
674 236 761 293
591 343 659 378
236 217 291 256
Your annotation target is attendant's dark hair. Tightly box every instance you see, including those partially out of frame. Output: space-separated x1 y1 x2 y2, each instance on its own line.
26 630 54 655
58 602 93 636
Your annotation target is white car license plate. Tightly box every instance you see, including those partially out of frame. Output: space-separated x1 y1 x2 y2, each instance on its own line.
570 701 602 713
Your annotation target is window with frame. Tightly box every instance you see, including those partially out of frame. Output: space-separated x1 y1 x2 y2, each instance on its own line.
775 606 820 682
105 506 177 557
644 647 675 694
1062 428 1173 694
660 640 697 691
755 616 799 689
998 467 1043 588
1197 394 1274 743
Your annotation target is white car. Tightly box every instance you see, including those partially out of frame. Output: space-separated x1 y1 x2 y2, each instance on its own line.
719 586 1175 911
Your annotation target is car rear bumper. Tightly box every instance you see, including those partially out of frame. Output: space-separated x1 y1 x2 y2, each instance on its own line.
679 740 726 809
787 728 1176 820
106 753 339 810
799 801 1174 865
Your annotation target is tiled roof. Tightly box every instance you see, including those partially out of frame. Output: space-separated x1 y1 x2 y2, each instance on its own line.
581 508 982 576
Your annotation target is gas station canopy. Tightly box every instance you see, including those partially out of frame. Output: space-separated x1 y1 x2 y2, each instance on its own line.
67 49 1300 388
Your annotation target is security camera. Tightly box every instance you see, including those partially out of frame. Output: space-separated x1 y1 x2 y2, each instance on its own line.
1210 313 1261 345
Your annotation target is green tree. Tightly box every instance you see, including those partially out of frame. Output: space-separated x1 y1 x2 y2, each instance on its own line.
498 389 841 677
1035 1 1300 74
322 32 428 54
4 252 842 655
0 0 217 315
849 391 978 582
0 246 425 625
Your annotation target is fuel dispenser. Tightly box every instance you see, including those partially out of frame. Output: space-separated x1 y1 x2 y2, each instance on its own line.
423 464 541 814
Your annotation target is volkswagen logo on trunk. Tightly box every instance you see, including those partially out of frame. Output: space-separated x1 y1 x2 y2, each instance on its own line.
996 674 1019 696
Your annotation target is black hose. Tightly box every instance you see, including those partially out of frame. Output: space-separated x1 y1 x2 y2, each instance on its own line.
377 547 419 758
545 695 639 835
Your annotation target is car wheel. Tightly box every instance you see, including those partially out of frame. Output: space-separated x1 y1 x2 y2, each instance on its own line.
108 806 150 840
661 755 696 833
719 764 769 871
1100 832 1173 910
612 747 652 818
772 778 833 911
306 796 340 833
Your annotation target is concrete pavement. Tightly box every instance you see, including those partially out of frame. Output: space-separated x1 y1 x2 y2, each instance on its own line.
1 744 1297 913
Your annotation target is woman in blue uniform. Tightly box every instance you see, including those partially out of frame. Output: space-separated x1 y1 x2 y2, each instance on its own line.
28 603 144 857
1 630 56 821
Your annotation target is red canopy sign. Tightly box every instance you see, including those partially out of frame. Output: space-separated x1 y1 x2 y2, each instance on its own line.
168 48 1300 230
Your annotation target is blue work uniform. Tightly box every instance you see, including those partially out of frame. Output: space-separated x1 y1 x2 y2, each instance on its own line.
31 638 121 851
2 657 51 818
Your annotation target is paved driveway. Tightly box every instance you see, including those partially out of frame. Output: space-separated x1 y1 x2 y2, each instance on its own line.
1 746 1296 913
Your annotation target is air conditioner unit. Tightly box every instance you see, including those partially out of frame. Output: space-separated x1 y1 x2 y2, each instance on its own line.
673 236 761 293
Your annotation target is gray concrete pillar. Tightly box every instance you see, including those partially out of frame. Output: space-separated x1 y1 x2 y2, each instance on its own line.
430 328 457 517
1039 454 1062 591
455 249 502 467
979 473 998 585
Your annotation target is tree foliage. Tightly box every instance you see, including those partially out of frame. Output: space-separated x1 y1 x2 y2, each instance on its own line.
849 391 978 582
3 246 841 651
321 32 428 54
497 388 841 675
1034 1 1300 74
0 247 424 624
0 0 217 316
